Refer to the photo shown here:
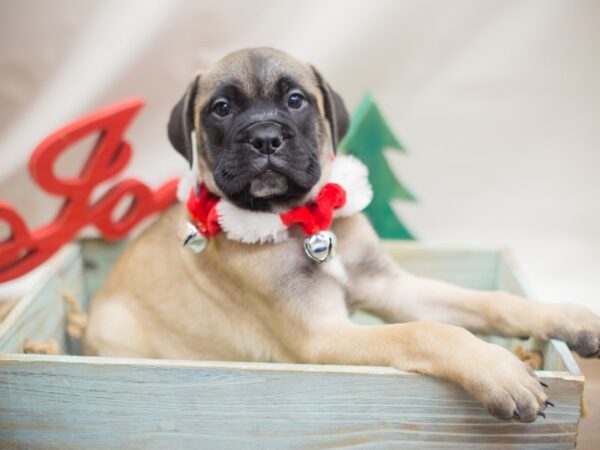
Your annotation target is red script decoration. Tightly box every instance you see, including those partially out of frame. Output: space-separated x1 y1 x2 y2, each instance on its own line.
0 98 178 282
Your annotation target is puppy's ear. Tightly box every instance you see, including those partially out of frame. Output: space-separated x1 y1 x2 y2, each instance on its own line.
167 74 201 166
311 66 350 152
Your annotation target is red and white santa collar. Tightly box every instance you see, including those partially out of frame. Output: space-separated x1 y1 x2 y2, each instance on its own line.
177 155 372 263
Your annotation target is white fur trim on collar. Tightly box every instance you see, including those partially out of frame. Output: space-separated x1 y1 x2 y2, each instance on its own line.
329 155 373 218
217 201 289 244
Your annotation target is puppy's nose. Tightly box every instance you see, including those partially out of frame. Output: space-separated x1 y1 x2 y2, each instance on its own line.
246 122 284 155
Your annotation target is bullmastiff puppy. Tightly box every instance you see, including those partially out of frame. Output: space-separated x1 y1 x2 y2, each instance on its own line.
85 47 600 422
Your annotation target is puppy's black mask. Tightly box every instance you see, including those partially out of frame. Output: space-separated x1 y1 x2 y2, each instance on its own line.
168 48 349 212
202 77 322 210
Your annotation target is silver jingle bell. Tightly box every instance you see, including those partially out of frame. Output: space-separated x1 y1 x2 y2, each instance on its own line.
304 230 336 263
178 220 207 254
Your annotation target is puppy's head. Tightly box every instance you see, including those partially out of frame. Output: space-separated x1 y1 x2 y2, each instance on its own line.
168 48 349 211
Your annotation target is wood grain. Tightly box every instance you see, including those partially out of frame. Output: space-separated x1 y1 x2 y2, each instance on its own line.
0 245 83 354
0 354 583 450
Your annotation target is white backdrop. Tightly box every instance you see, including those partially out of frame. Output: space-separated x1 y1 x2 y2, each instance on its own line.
1 0 599 311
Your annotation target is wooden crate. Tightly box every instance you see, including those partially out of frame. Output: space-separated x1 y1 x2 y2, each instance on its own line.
0 240 583 449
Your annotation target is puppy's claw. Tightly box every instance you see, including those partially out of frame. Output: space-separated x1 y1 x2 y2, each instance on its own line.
546 400 555 407
540 381 549 388
538 411 546 419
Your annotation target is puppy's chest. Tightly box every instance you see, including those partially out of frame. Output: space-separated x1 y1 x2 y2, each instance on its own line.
216 234 352 292
315 257 351 286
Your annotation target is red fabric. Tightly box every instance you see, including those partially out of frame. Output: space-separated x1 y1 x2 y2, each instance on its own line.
280 183 346 235
186 183 221 237
186 182 347 239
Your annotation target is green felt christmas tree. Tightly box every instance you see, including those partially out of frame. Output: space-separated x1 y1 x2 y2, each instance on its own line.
339 93 416 239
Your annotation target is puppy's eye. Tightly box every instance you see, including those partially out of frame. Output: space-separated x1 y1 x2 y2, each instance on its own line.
287 93 304 109
212 101 231 117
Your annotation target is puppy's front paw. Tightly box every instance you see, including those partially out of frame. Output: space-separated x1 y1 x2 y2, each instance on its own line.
466 344 548 422
545 304 600 357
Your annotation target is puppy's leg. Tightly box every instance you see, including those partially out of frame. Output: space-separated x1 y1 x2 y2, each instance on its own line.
336 214 600 359
294 317 548 422
348 246 600 358
83 295 151 357
270 274 546 422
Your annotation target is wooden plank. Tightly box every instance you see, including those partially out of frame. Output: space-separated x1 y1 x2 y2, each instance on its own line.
0 275 66 353
544 340 581 376
496 249 532 296
383 242 500 291
80 239 128 310
0 354 581 450
0 245 83 354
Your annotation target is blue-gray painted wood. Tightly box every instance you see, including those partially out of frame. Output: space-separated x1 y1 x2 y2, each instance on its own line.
80 239 128 311
0 245 84 354
0 354 582 450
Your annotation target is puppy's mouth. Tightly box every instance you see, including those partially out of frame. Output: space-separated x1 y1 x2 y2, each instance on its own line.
213 139 321 211
249 169 288 199
224 162 315 211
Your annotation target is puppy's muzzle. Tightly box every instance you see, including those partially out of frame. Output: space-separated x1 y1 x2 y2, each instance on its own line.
240 122 293 156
